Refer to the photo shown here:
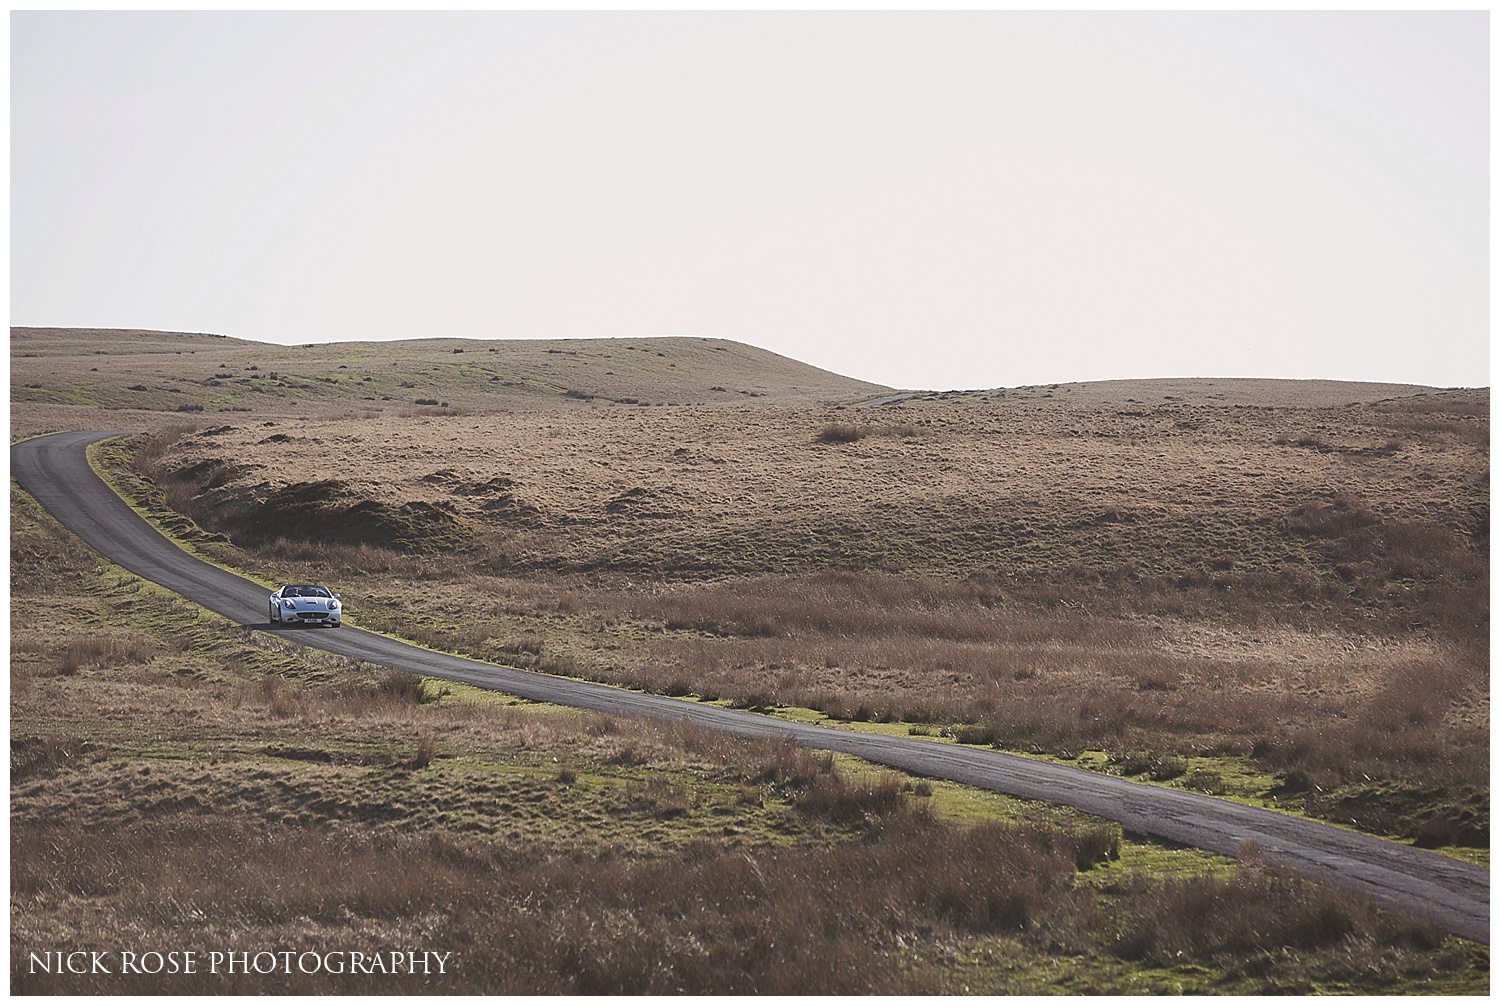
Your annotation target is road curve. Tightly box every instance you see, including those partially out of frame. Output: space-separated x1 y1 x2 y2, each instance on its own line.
11 430 1489 944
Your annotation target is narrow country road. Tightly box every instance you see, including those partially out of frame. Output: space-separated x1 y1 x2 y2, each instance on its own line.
11 430 1489 944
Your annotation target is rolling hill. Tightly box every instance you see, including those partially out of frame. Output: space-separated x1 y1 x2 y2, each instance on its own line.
11 327 889 430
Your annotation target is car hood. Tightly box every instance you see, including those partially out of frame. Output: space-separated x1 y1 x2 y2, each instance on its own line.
285 598 336 609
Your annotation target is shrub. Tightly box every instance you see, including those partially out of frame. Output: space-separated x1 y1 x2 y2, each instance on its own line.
413 734 436 769
10 734 91 782
952 723 1001 747
1112 872 1376 963
377 669 427 705
1183 768 1227 794
501 637 545 657
1070 821 1122 869
751 738 831 790
728 692 776 712
57 648 81 676
630 777 690 818
815 424 866 444
1136 667 1180 692
1149 755 1188 781
796 772 906 825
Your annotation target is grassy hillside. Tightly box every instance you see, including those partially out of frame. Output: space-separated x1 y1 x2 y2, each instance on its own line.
126 387 1487 831
904 376 1457 407
146 395 1487 583
10 327 1465 438
11 484 1485 994
11 327 889 425
9 326 1490 992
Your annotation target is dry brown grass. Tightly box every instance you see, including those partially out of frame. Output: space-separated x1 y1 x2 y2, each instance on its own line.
10 327 888 426
146 397 1485 596
12 326 1491 994
6 809 1086 994
1110 869 1446 966
116 390 1486 801
18 795 1455 994
813 421 918 443
10 466 1485 994
166 563 1478 793
14 785 1469 994
16 329 1472 431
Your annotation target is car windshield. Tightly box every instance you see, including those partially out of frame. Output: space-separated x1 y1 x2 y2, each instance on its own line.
285 585 332 598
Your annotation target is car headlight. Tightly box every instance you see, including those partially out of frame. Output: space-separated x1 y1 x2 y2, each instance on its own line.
329 600 340 608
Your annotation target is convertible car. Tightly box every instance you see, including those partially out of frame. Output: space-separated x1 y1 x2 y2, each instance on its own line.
269 584 343 627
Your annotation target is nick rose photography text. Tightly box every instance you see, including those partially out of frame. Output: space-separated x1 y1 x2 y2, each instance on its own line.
27 950 454 977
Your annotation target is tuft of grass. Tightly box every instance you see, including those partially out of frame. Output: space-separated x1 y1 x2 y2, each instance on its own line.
377 669 427 705
11 734 100 783
952 723 1002 747
728 692 777 712
815 423 866 444
796 772 907 826
1110 751 1188 782
51 635 164 676
814 422 917 444
1107 869 1444 967
413 733 437 769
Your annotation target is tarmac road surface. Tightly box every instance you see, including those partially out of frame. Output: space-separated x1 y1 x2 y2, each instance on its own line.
12 430 1489 944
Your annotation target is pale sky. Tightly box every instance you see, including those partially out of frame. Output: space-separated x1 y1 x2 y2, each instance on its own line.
11 11 1489 390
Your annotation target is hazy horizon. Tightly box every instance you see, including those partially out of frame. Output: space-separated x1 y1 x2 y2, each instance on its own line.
12 12 1488 391
8 323 1483 394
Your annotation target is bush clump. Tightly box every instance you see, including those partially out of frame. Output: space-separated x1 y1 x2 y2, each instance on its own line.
377 669 427 705
815 423 866 444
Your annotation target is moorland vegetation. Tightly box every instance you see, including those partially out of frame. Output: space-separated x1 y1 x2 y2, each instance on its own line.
10 328 1489 993
130 385 1489 848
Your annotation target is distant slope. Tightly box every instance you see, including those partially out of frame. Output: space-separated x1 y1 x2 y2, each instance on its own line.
12 327 1477 428
11 327 248 356
11 328 890 419
898 377 1476 409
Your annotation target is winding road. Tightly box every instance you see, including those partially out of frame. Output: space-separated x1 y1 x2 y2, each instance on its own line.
12 430 1489 944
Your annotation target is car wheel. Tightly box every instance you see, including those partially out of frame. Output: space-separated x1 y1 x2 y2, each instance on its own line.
270 603 279 625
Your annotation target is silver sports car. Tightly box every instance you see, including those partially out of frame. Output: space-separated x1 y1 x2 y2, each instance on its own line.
269 584 343 627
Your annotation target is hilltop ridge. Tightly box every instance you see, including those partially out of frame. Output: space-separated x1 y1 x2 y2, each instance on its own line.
11 327 1481 436
11 328 889 425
